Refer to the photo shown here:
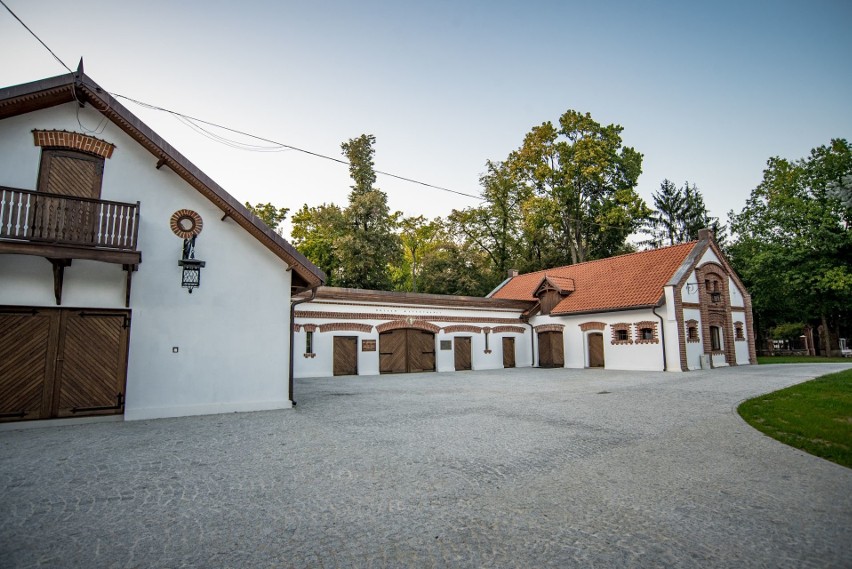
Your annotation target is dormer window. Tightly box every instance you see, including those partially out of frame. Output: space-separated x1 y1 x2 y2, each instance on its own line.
534 275 575 316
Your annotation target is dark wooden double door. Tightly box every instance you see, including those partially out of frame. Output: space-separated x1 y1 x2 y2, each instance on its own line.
538 331 564 368
380 329 435 374
0 307 129 422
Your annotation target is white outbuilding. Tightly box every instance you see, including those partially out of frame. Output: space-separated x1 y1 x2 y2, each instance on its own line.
0 66 325 424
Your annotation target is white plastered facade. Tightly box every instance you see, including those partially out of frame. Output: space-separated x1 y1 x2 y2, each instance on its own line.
0 103 295 420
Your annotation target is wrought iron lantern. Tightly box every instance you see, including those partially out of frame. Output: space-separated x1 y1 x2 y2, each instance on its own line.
170 210 206 293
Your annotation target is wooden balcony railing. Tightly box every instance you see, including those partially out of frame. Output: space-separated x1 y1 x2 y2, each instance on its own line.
0 187 139 251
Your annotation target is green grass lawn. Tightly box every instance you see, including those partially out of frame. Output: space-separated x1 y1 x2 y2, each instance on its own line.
758 355 851 364
738 369 852 468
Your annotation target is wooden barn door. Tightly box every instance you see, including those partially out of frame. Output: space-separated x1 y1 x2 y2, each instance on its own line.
454 336 472 371
588 333 604 368
333 336 358 376
538 331 564 368
0 307 129 422
0 309 57 421
380 329 436 374
502 337 516 368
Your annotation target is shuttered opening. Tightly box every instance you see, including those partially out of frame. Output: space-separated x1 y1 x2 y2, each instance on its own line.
379 329 436 374
0 307 129 422
537 331 564 368
588 333 605 368
502 337 516 368
454 336 472 371
333 336 358 376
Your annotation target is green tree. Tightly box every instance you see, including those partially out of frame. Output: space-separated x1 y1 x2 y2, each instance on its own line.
395 215 443 292
245 201 289 233
336 134 401 289
508 110 648 264
643 180 726 248
448 160 529 284
729 139 852 355
417 241 494 297
290 203 345 285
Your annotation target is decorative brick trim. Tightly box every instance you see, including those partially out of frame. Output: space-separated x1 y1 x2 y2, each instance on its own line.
491 326 526 334
293 323 301 332
302 324 317 333
376 320 441 333
579 321 606 332
685 319 700 343
634 321 659 344
733 321 745 342
32 129 115 159
611 323 633 345
295 310 521 325
534 324 565 333
696 262 736 364
318 322 373 333
743 294 758 364
443 325 483 334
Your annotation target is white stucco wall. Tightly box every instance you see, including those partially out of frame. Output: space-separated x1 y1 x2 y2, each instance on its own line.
0 104 294 420
728 276 746 307
683 307 705 370
294 300 531 378
733 317 750 364
531 308 666 371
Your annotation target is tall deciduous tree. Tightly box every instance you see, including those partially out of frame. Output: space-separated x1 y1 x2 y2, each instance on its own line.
396 215 442 292
729 138 852 355
290 203 345 285
336 134 401 289
509 110 648 264
245 201 289 234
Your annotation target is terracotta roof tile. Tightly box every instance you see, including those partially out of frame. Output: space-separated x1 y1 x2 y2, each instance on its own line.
492 242 697 314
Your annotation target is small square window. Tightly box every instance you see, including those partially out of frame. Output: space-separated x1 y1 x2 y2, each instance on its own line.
640 328 654 341
616 329 628 342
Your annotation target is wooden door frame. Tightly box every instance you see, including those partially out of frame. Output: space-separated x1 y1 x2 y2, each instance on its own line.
587 332 605 368
333 335 359 376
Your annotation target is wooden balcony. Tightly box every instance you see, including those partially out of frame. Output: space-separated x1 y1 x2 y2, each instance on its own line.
0 186 140 265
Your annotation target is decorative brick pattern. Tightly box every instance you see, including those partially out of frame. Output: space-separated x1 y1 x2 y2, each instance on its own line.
734 321 745 341
611 323 633 345
443 325 482 334
685 319 700 343
696 262 736 362
743 294 758 363
293 323 301 332
634 321 659 344
375 320 441 333
318 323 373 333
533 324 565 333
491 326 526 334
579 321 606 332
302 324 317 333
32 129 115 159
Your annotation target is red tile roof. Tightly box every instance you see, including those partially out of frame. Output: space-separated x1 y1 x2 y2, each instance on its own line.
491 242 697 314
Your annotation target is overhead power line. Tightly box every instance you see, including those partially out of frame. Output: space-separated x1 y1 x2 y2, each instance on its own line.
0 0 72 73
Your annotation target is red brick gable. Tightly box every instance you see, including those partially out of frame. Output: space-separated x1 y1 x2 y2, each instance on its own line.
491 242 697 314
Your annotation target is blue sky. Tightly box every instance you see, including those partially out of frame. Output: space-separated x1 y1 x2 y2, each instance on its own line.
2 0 850 238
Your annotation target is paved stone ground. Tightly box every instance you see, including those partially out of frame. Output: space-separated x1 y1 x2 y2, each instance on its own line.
1 364 851 568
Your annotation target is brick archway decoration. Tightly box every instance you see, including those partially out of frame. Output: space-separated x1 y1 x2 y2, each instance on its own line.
376 320 441 334
33 129 116 159
318 323 373 333
579 321 606 332
534 324 565 333
442 325 483 334
491 326 526 334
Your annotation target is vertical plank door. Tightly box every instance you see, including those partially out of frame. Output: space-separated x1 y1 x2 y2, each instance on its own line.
454 336 472 371
333 336 358 376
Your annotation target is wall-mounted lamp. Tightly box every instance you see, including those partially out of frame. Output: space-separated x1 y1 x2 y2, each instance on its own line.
170 209 206 294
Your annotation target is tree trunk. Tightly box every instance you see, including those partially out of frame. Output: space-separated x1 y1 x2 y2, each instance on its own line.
821 313 832 357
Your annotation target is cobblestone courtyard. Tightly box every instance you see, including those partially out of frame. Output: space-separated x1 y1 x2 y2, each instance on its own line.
2 364 851 568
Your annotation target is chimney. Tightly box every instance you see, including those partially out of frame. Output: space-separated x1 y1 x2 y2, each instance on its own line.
508 268 519 278
698 228 714 242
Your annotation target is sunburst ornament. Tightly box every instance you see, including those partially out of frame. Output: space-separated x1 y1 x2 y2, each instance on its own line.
170 209 204 239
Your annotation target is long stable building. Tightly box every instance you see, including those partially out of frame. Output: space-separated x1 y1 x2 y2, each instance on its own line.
293 230 757 378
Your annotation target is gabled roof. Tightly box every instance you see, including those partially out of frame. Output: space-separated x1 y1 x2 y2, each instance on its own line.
0 66 325 292
491 242 698 315
534 275 576 295
296 286 533 310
